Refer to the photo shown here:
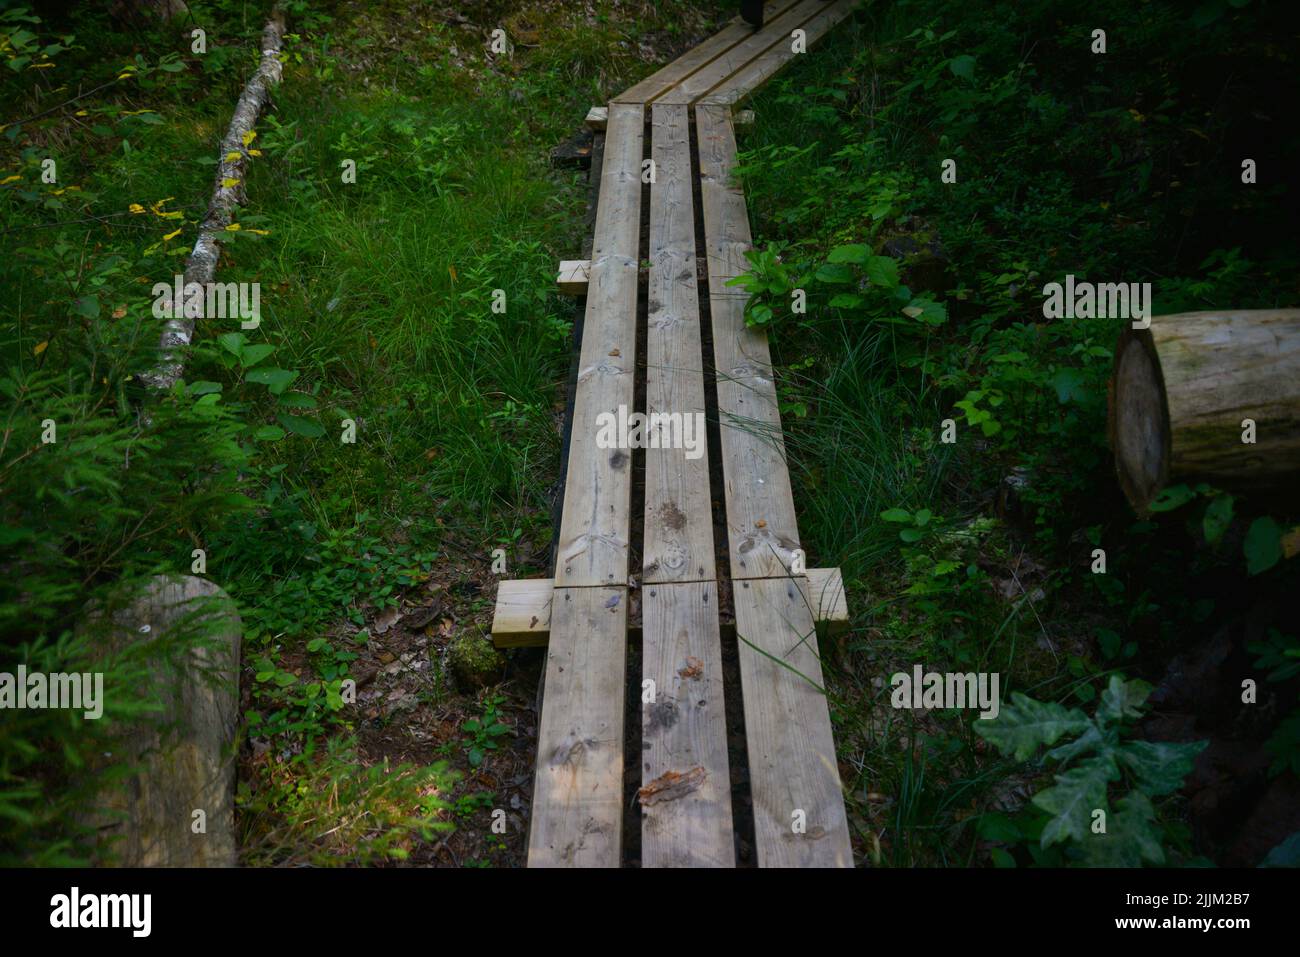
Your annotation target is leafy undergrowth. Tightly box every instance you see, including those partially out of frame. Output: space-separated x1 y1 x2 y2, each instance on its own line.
736 0 1300 866
0 0 731 865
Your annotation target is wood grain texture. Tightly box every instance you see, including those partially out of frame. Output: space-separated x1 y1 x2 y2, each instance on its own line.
696 103 801 579
527 585 628 867
554 103 643 587
1110 310 1300 511
657 0 825 106
644 103 715 584
734 576 852 867
699 0 859 107
613 1 802 105
640 582 734 867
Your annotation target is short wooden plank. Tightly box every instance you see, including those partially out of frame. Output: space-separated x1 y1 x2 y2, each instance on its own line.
700 0 859 107
554 103 643 587
585 105 608 130
612 0 802 105
556 259 590 295
734 576 852 867
656 0 826 106
644 103 715 584
491 579 553 647
696 103 801 579
527 585 628 867
491 568 848 647
640 582 734 867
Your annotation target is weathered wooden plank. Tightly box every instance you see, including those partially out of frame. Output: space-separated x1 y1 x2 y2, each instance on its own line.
696 103 801 579
657 0 826 106
585 105 608 130
613 0 802 105
554 103 643 587
492 568 849 647
700 0 859 107
527 585 629 867
640 581 734 867
644 103 715 585
734 576 852 867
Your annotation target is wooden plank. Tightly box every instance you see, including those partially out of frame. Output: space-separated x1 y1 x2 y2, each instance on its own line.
734 576 852 867
696 103 801 579
656 0 826 106
556 259 590 296
527 585 628 867
491 579 554 647
644 102 714 585
554 102 643 587
700 0 858 107
585 106 608 130
640 581 734 867
492 568 849 647
612 0 802 105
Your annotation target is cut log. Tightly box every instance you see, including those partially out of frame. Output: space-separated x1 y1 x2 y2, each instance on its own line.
1109 309 1300 512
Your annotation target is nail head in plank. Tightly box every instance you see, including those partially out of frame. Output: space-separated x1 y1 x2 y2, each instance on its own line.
527 585 629 867
640 581 735 867
734 576 852 867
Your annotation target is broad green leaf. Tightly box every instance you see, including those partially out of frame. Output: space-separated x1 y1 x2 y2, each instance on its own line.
276 413 326 438
948 54 976 79
879 508 912 523
1096 675 1150 724
253 425 285 442
1033 754 1118 847
1118 739 1207 796
866 255 900 289
1148 483 1195 512
239 343 275 368
217 332 245 357
1244 516 1282 575
814 262 854 284
827 243 871 264
974 692 1093 760
1078 791 1164 866
246 367 297 394
1202 494 1234 545
1044 721 1107 766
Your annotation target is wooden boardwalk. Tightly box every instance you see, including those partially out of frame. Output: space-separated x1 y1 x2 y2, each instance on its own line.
496 0 858 868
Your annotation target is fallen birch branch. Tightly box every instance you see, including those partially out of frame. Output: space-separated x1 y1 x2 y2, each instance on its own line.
139 3 286 392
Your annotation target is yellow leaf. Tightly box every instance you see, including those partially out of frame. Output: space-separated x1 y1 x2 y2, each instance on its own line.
29 62 55 69
33 341 48 356
0 175 21 185
222 177 240 188
248 149 262 157
158 211 182 220
75 110 88 116
225 151 242 162
163 228 182 241
246 228 270 235
225 223 242 231
241 129 257 147
129 203 145 214
116 73 132 80
448 264 457 282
